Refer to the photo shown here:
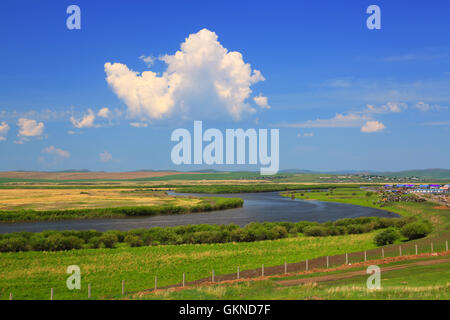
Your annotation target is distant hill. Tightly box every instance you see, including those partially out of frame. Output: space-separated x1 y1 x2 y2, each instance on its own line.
279 169 318 174
379 169 450 180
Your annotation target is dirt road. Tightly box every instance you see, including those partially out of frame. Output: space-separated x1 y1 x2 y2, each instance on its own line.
278 257 450 286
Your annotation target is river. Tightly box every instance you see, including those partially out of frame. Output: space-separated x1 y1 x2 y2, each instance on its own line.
0 191 398 233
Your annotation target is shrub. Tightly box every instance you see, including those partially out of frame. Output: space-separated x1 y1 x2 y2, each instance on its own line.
326 226 345 236
303 226 328 237
124 235 144 247
47 235 84 251
295 221 318 233
99 233 118 248
29 236 49 251
346 224 365 234
0 237 28 252
88 236 102 249
230 228 248 242
401 222 432 240
271 226 288 239
374 228 400 246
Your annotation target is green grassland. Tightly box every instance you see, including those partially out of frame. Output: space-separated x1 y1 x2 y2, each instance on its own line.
133 256 450 300
0 232 378 300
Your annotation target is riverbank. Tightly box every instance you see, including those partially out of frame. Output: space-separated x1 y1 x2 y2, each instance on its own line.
283 188 450 236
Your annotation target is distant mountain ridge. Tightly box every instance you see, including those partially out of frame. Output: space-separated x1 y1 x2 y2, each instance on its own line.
1 168 449 180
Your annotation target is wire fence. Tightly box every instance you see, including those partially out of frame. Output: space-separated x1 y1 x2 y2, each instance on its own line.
130 237 450 297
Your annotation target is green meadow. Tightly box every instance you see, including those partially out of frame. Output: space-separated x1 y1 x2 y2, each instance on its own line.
0 232 378 300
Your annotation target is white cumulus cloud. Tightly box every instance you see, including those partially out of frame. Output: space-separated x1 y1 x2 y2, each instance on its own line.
0 122 10 141
361 121 386 133
105 28 267 122
17 118 44 137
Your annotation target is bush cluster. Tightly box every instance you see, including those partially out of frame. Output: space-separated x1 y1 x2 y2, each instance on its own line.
0 217 427 253
373 221 432 246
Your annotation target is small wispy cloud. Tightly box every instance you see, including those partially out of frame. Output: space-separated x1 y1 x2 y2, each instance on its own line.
414 101 448 112
382 52 447 62
297 132 314 137
70 109 95 128
0 121 9 141
421 121 450 126
253 93 270 109
129 122 148 128
323 78 352 88
97 107 110 119
139 54 156 67
363 102 408 114
42 145 70 158
279 113 369 129
99 151 113 162
382 54 418 62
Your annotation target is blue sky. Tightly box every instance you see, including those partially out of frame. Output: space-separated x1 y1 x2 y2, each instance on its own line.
0 0 449 172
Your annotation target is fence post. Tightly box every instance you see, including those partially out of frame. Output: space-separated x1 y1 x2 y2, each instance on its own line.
399 246 402 257
262 264 264 277
446 240 448 252
326 256 329 268
183 273 185 287
50 288 54 300
306 259 309 271
382 248 384 259
212 269 215 283
345 253 348 265
284 261 287 274
88 284 91 299
415 244 418 255
9 293 12 301
155 276 157 290
364 251 367 262
431 242 434 253
237 266 240 280
122 280 125 295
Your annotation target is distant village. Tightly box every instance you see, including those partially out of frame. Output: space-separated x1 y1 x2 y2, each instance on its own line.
384 184 450 194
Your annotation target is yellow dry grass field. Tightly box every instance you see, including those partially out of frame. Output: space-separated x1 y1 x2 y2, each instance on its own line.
0 171 202 180
0 189 201 211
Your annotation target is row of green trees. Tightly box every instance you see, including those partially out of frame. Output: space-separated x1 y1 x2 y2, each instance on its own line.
0 216 420 253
